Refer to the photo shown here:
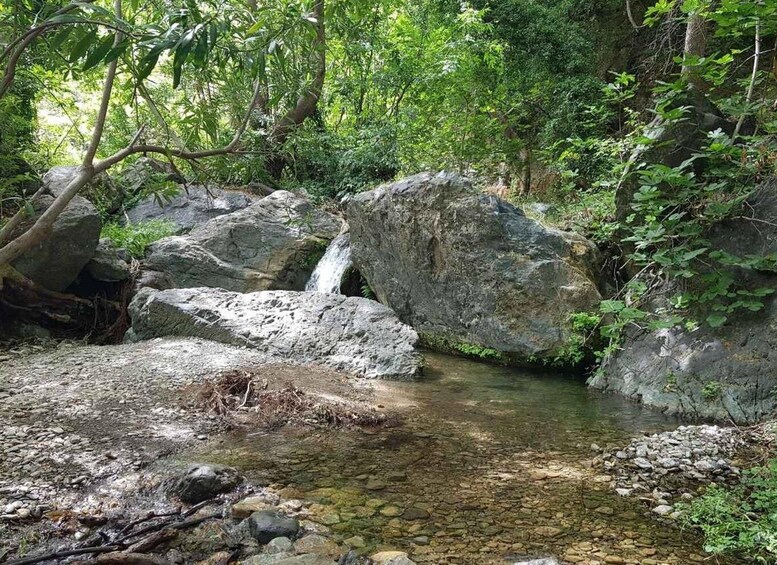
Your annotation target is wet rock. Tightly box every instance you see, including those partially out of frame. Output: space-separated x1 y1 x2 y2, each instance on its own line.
403 507 430 520
348 172 602 365
248 510 300 544
167 464 243 503
125 184 255 234
513 559 562 565
145 191 340 292
293 534 340 557
127 287 422 379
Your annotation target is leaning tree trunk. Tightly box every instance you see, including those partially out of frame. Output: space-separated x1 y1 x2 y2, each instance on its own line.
265 0 326 180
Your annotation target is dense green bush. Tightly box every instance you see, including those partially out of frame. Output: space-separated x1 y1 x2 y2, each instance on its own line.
679 459 777 563
285 123 400 200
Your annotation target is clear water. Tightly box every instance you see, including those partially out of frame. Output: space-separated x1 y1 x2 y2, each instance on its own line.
182 353 739 564
306 233 352 294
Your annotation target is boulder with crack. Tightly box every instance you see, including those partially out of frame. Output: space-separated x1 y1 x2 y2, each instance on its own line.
143 191 341 293
347 172 602 365
127 287 421 379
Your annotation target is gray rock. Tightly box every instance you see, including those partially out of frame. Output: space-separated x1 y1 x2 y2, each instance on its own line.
145 191 341 292
43 165 122 215
347 172 602 364
652 504 674 516
248 510 300 544
126 184 255 234
265 537 293 554
127 287 421 379
243 556 334 565
167 463 243 503
11 169 102 291
512 559 562 565
85 239 131 282
592 177 777 424
119 157 185 194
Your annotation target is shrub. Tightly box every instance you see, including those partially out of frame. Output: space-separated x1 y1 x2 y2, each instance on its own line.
101 220 176 258
679 459 777 563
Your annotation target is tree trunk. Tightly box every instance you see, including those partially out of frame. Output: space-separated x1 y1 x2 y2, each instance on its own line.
682 12 707 91
266 0 326 180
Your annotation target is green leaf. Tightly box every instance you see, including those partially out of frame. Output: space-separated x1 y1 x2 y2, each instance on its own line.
706 314 727 328
600 300 625 314
82 34 115 71
69 29 97 63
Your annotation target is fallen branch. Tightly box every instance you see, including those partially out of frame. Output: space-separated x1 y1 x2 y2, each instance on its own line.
5 545 121 565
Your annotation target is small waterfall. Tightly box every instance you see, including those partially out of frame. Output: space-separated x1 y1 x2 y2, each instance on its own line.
306 233 353 294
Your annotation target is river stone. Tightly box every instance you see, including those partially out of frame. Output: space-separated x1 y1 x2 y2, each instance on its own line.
125 184 255 234
248 510 300 544
243 556 334 565
293 534 340 557
370 552 415 565
591 177 777 424
11 168 102 292
167 463 243 503
347 172 602 364
144 191 341 292
127 287 421 379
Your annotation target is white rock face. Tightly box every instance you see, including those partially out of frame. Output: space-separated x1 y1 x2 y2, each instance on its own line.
127 287 422 379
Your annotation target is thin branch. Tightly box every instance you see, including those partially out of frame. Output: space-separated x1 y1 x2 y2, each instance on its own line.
626 0 643 30
733 19 761 139
94 77 265 174
0 1 97 98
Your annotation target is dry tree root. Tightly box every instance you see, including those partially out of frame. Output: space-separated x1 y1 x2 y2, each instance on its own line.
5 504 222 565
184 369 398 430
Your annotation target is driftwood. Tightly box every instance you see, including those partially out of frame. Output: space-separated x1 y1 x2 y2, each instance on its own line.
5 502 223 565
76 553 172 565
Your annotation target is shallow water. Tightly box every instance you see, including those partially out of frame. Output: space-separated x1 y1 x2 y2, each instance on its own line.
182 353 737 564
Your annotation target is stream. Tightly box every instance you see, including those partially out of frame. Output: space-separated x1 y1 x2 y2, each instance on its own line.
174 353 734 564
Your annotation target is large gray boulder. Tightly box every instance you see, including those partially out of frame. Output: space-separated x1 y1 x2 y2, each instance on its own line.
591 178 777 424
11 168 102 292
127 287 422 379
125 184 256 234
143 191 341 292
347 172 602 364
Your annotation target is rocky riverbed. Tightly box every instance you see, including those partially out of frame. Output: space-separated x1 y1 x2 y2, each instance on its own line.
0 341 767 564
